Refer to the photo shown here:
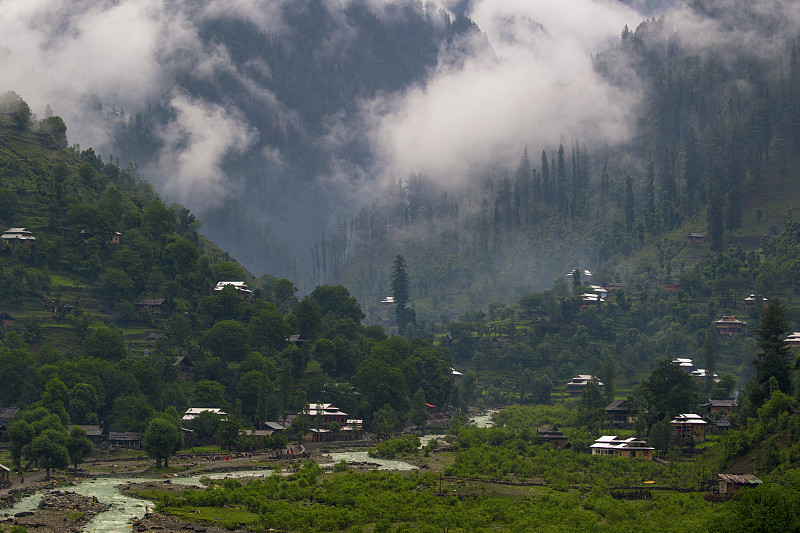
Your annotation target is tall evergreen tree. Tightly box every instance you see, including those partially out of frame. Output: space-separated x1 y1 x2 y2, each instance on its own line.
625 178 635 232
749 298 793 408
707 184 725 251
392 255 412 333
557 144 567 214
541 150 550 202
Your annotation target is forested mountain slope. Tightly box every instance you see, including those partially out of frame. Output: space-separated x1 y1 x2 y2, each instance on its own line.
0 100 464 451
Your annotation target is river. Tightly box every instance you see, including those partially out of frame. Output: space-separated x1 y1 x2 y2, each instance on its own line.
4 469 276 532
5 458 417 531
470 411 496 428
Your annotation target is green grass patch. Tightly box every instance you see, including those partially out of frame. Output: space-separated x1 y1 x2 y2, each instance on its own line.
49 273 89 287
180 446 224 455
162 506 260 529
66 511 85 521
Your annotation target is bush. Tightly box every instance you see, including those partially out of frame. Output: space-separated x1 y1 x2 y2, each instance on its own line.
370 434 421 459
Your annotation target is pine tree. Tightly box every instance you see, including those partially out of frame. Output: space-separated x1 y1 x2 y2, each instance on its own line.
625 178 635 232
392 255 411 333
541 150 550 202
749 298 793 408
707 184 725 251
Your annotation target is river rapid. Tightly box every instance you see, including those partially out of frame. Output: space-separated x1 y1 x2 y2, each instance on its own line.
5 469 276 532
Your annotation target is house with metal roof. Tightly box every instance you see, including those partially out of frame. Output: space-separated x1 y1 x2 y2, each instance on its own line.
671 413 708 442
213 281 252 300
710 474 761 497
1 227 35 246
134 298 168 319
565 375 604 397
605 399 640 428
700 399 737 416
182 407 228 422
590 436 654 459
303 403 348 428
714 316 747 337
108 432 143 448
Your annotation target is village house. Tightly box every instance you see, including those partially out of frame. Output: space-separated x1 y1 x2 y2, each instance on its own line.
172 355 194 381
605 399 638 429
263 421 286 432
537 425 569 448
565 375 604 397
240 428 272 441
602 282 623 292
0 463 10 487
0 406 20 439
786 332 800 351
108 432 143 448
0 312 15 329
714 316 747 337
182 407 227 423
303 403 349 428
282 334 304 349
743 294 768 312
379 296 395 314
687 232 706 245
708 474 761 499
133 298 169 320
1 227 35 246
590 436 654 459
451 368 463 383
671 413 708 442
308 428 333 442
580 292 605 311
672 358 695 373
700 399 737 416
69 424 105 444
589 285 608 299
689 368 719 384
214 281 252 300
491 337 512 349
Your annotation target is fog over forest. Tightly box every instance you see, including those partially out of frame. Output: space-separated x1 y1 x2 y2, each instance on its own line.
2 0 795 288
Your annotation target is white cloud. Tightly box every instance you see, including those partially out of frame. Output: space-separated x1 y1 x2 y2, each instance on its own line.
362 0 643 186
156 92 258 208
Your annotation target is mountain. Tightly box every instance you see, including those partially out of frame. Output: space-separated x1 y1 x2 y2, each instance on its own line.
3 0 800 310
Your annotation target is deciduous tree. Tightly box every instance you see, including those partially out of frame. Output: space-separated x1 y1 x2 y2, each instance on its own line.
143 417 183 468
66 426 93 474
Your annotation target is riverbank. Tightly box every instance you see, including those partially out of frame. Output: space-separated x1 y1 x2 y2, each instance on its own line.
1 489 109 532
0 430 458 530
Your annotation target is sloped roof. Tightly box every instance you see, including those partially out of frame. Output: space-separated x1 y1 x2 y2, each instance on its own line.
108 432 142 441
591 436 653 451
69 424 104 437
671 413 707 425
701 399 737 408
717 474 761 485
182 407 227 421
1 228 35 240
134 298 165 306
0 406 20 420
605 400 629 411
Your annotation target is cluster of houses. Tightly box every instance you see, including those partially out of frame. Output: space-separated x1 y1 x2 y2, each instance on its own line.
0 403 367 450
566 356 739 458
